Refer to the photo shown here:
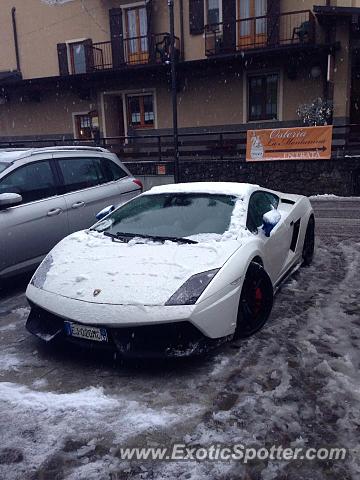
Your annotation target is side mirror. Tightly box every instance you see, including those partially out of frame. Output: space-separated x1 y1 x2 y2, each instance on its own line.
96 204 115 221
262 209 281 237
0 193 22 210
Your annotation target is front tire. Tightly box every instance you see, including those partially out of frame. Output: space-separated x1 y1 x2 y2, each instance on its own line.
302 216 315 266
234 262 274 339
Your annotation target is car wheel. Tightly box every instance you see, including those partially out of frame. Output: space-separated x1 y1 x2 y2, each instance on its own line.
234 262 274 339
302 216 315 266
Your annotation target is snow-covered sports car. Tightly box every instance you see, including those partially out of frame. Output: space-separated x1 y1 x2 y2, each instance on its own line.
26 182 315 357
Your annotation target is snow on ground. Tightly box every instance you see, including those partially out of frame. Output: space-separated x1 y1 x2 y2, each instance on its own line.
0 231 359 479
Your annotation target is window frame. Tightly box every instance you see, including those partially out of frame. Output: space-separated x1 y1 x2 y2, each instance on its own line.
67 40 87 75
123 5 149 64
0 159 60 207
246 190 280 234
126 92 155 129
245 71 282 123
72 112 93 140
205 0 222 27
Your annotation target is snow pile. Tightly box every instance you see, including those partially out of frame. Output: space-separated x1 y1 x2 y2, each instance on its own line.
146 181 257 198
263 208 281 225
0 382 202 479
0 354 22 372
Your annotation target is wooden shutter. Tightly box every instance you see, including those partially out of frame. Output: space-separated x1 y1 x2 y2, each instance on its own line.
189 0 204 35
222 0 236 52
57 43 69 76
109 8 124 68
146 0 155 62
267 0 280 46
84 39 94 73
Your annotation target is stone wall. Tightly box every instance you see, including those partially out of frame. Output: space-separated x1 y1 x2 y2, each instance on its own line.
125 158 360 196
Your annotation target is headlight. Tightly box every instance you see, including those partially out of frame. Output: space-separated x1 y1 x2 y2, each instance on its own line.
165 269 220 306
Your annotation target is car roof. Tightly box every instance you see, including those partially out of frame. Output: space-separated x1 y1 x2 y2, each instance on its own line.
0 146 110 164
146 182 261 198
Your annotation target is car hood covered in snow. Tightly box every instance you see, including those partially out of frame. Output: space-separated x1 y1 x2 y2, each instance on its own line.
33 231 243 306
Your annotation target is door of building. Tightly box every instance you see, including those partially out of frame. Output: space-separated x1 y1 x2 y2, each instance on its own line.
124 6 149 64
238 0 267 48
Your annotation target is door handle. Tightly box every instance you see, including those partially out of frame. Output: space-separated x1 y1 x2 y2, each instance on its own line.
47 208 62 217
72 201 85 209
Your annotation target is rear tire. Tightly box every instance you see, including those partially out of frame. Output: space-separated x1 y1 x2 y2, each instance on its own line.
234 262 274 339
302 216 315 266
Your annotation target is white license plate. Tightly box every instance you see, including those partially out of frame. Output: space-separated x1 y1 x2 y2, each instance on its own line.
64 322 108 343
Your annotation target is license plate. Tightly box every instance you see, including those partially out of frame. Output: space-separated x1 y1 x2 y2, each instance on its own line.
64 321 108 343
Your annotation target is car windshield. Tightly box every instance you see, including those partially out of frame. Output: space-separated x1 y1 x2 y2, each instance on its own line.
93 193 238 239
0 162 9 174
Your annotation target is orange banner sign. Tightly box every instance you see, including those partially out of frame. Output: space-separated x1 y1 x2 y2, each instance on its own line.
246 126 333 161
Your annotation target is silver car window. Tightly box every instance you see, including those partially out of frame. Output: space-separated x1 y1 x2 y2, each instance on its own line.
103 159 128 181
58 157 106 193
0 160 57 205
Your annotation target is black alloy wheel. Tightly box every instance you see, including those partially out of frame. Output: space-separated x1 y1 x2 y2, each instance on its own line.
234 262 274 339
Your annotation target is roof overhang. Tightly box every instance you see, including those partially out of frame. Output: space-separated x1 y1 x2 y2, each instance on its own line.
314 5 360 24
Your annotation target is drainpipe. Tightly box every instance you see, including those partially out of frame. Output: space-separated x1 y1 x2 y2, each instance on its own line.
179 0 185 60
12 7 21 72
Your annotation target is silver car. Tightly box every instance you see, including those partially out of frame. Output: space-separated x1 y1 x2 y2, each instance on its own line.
0 146 142 280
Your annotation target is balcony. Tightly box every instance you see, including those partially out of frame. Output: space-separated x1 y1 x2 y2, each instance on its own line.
91 33 180 72
205 10 316 56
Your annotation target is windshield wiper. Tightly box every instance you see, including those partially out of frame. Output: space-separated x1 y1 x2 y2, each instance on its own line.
104 231 198 244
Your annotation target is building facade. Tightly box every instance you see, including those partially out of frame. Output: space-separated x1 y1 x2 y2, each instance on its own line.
0 0 359 193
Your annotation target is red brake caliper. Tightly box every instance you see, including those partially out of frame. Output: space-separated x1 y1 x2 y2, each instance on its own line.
254 286 263 315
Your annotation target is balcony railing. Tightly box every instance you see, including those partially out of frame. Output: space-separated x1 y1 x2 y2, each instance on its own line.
92 33 180 71
205 10 316 56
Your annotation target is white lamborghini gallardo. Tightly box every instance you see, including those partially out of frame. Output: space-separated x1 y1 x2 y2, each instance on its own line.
26 182 315 357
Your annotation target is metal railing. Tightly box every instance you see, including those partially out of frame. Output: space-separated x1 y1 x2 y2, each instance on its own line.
0 125 357 163
92 41 113 70
92 33 180 70
205 10 316 56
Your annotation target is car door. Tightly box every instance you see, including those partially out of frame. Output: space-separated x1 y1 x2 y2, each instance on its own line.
54 153 135 233
0 156 68 278
246 191 293 284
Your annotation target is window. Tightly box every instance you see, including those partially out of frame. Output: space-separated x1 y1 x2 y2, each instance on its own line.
0 161 57 205
207 0 220 25
126 94 155 129
58 157 107 193
124 6 149 64
93 193 238 239
69 42 87 74
74 114 92 140
246 191 279 233
238 0 267 47
103 159 128 181
248 74 279 121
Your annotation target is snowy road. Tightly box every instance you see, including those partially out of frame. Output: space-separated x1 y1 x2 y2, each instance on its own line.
0 198 359 480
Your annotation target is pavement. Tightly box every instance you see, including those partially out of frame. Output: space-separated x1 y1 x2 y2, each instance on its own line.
0 198 359 480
